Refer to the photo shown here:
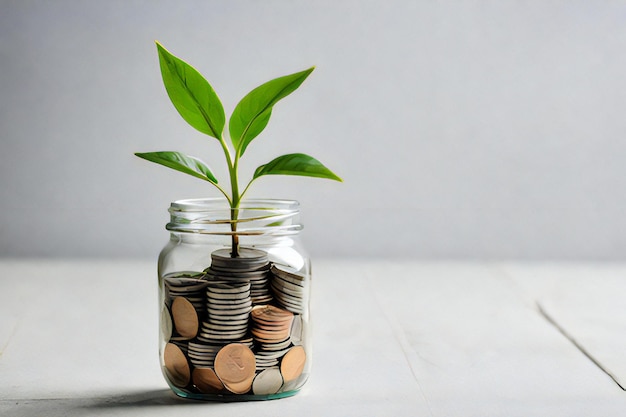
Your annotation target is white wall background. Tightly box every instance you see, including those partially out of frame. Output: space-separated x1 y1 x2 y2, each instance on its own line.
1 0 625 260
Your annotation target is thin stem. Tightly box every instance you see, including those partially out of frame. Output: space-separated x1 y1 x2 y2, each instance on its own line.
238 177 256 202
215 135 240 257
212 181 233 206
229 151 241 257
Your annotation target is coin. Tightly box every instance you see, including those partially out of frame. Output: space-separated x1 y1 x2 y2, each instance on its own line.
270 264 305 286
171 297 199 339
280 346 306 382
161 305 173 341
251 304 294 321
252 367 284 395
163 342 190 387
207 281 251 294
214 343 256 394
192 367 224 394
290 314 303 345
211 247 268 265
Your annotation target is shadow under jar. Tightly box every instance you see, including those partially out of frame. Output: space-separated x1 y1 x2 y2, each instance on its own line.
158 198 312 401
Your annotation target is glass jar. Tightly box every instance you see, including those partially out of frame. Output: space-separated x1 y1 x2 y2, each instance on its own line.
157 198 311 401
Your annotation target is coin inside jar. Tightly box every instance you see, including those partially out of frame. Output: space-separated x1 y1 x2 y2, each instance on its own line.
171 297 199 339
252 367 284 395
164 342 191 387
192 367 224 394
214 343 256 394
280 345 306 382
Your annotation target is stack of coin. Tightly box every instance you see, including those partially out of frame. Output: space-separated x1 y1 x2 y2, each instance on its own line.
201 281 252 340
206 248 273 305
191 280 253 369
250 305 295 370
270 264 306 314
163 272 209 342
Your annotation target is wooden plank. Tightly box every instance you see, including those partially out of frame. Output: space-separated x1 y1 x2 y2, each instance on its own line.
503 262 626 392
363 261 626 416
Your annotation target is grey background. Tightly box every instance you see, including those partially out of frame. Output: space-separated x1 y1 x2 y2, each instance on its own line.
1 1 625 260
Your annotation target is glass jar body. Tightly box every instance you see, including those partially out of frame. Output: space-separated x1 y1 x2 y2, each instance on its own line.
157 199 311 401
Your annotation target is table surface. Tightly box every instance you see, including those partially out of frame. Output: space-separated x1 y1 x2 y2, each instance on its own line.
1 259 625 416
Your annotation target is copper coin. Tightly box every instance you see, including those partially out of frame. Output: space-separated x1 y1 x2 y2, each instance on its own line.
192 367 224 394
163 342 190 387
280 346 306 382
171 297 199 339
214 343 256 394
251 305 294 321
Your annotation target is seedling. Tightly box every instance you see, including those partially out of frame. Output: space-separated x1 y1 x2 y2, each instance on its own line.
136 42 342 257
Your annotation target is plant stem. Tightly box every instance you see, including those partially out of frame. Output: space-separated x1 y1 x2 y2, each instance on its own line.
229 152 241 257
216 135 240 257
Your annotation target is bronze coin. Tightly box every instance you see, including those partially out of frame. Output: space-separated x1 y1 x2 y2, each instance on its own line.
280 346 306 382
163 342 190 387
251 305 294 321
214 343 256 394
171 297 199 339
192 367 224 394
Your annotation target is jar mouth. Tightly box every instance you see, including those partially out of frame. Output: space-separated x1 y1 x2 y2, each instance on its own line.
167 198 303 236
170 198 300 212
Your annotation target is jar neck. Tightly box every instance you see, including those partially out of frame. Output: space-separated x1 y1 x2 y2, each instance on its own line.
166 198 303 237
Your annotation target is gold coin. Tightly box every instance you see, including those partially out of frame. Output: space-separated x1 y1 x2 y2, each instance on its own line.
214 343 256 394
163 342 190 387
171 297 199 339
280 346 306 382
192 367 224 394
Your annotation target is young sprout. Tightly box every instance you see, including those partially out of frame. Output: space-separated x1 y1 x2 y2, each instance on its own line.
136 42 341 257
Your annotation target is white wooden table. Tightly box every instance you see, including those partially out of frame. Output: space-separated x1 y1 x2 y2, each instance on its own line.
1 260 625 416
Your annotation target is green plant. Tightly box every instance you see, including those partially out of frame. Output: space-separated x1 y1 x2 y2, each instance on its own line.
136 42 342 257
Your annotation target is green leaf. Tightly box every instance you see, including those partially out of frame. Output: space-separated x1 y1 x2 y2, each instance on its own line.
156 41 225 139
229 67 314 156
253 153 342 182
135 151 218 184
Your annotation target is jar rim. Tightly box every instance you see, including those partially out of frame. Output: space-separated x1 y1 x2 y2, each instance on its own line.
166 198 302 236
169 198 300 213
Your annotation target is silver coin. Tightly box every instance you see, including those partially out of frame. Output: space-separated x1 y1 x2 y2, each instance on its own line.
207 282 251 293
161 305 173 341
272 277 304 293
208 319 249 328
206 269 269 279
289 315 303 345
271 281 303 298
208 305 252 315
270 265 305 286
207 317 250 326
199 331 248 341
208 299 251 308
188 342 223 353
273 301 304 315
211 248 269 268
252 367 284 395
260 339 291 351
272 292 303 306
